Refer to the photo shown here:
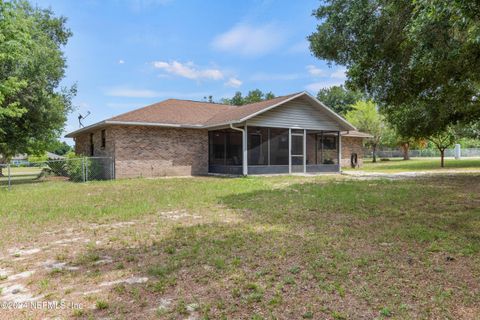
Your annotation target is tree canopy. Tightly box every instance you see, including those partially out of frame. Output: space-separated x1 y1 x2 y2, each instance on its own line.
345 100 386 162
222 89 275 106
309 0 480 138
316 85 363 116
48 140 72 156
0 0 74 162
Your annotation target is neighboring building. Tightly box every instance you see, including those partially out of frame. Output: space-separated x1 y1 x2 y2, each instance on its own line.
10 152 65 165
66 91 371 178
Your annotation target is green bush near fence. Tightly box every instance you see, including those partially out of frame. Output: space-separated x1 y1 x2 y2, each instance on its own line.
47 160 68 176
45 153 103 182
65 156 100 182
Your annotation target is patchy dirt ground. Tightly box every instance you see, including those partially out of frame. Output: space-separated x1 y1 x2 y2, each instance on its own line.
1 174 479 319
0 209 232 319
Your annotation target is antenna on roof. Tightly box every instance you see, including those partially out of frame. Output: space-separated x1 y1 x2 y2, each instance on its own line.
78 111 91 128
203 95 214 103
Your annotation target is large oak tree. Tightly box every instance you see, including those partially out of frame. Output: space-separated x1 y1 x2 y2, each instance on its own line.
345 100 386 163
0 0 74 173
308 1 480 140
316 85 363 116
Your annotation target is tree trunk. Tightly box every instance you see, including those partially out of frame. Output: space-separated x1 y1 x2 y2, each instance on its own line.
440 149 445 167
0 166 3 177
372 144 377 163
401 143 410 160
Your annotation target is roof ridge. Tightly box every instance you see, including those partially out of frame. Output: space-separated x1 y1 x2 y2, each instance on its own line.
166 98 232 107
236 91 304 108
107 98 231 121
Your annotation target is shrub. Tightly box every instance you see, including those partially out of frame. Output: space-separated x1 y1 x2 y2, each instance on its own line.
27 153 49 163
62 152 103 182
47 160 68 176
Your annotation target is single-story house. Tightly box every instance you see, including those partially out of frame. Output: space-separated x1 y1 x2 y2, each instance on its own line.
66 91 371 178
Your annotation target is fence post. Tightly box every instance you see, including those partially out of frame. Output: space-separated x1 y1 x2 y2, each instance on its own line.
82 157 86 182
111 157 115 180
85 157 89 182
454 144 461 160
7 164 11 190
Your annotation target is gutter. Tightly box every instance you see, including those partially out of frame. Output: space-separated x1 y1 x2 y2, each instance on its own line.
65 120 204 138
229 123 248 176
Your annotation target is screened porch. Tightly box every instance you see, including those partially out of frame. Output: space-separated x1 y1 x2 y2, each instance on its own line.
208 126 340 175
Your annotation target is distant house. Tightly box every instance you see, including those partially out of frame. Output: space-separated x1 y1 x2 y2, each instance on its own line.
66 91 371 178
10 154 29 166
10 152 65 165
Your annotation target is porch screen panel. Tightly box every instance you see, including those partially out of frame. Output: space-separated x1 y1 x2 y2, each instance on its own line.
226 131 242 165
306 132 317 165
248 127 268 165
269 128 289 165
209 131 226 165
320 133 338 164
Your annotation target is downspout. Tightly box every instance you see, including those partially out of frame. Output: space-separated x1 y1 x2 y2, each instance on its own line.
230 123 248 176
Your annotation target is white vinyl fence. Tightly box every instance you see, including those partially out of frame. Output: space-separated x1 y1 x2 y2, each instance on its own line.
366 148 480 159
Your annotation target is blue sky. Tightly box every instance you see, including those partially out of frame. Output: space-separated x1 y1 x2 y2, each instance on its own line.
34 0 346 140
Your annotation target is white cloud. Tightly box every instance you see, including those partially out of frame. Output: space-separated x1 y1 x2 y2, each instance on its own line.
305 66 348 93
212 23 285 56
250 72 301 81
153 60 224 80
225 77 242 88
331 66 347 80
288 40 309 54
306 65 324 77
305 79 345 93
105 87 161 98
118 59 125 64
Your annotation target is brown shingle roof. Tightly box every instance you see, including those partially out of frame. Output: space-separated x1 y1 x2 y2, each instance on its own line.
108 99 234 126
65 92 356 137
107 93 302 127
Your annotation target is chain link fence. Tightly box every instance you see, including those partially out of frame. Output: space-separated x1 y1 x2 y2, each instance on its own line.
0 157 114 189
365 148 480 159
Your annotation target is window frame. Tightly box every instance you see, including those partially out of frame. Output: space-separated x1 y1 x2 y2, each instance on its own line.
89 133 94 156
101 129 106 149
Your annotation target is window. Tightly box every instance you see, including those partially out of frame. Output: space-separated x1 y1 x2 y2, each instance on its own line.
322 135 337 150
101 130 106 148
89 133 94 156
318 133 338 164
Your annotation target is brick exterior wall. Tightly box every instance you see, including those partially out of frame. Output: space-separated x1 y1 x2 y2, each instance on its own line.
113 126 208 178
74 126 208 178
74 127 115 158
341 136 364 168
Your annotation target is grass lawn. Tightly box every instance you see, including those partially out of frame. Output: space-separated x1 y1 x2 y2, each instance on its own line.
0 174 479 319
346 157 480 173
